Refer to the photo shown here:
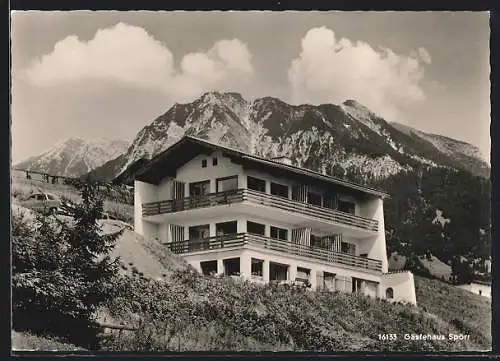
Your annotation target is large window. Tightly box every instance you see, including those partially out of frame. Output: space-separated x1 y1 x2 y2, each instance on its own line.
216 176 238 192
270 226 288 241
247 221 265 236
338 200 356 214
271 182 289 198
247 176 266 192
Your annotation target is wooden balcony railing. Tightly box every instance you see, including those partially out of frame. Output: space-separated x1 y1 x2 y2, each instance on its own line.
143 188 379 232
167 233 383 273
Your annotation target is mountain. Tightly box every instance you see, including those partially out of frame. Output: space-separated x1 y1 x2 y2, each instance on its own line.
391 122 490 178
15 137 129 178
89 92 489 183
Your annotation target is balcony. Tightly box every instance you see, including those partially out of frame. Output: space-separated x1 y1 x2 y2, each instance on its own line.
167 233 383 273
142 188 379 233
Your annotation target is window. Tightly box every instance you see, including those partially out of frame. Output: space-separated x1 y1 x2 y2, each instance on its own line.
270 262 288 281
189 225 210 251
216 221 237 238
247 176 266 192
247 221 265 236
352 277 363 294
216 176 238 192
324 272 336 291
202 159 207 168
223 258 240 276
213 157 218 166
189 180 210 198
189 225 210 239
323 192 337 209
270 226 288 241
251 258 264 277
307 192 322 206
341 241 356 255
338 200 356 214
386 287 394 299
296 267 310 283
270 182 289 198
201 260 218 276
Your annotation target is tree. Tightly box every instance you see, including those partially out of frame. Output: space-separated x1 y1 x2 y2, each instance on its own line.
12 181 123 347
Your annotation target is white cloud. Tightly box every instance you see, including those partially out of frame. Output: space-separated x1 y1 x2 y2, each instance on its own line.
23 22 254 101
288 26 432 122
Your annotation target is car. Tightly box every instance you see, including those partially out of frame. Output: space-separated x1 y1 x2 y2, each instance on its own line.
19 192 62 215
100 211 133 231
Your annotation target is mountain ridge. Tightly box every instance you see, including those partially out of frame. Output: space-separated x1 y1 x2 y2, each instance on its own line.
15 137 129 178
86 91 489 183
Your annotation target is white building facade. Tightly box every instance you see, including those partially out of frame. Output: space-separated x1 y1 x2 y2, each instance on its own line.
132 136 417 305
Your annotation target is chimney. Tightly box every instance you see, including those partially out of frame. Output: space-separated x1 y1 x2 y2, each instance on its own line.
272 156 293 166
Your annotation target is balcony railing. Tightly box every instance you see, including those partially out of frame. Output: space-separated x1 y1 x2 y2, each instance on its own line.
143 188 379 232
167 232 383 273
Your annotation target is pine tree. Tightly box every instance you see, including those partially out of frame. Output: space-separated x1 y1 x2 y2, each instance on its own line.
12 181 123 347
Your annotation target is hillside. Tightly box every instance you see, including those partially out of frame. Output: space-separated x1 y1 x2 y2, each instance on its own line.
11 191 491 352
15 137 129 178
99 238 491 352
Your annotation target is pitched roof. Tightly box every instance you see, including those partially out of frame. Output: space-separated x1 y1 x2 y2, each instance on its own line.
119 135 390 198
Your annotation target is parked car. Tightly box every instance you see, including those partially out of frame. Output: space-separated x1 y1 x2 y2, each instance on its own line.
19 192 61 215
100 211 133 231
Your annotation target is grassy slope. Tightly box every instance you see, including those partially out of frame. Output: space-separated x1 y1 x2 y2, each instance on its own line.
11 178 133 223
12 331 85 351
414 275 491 349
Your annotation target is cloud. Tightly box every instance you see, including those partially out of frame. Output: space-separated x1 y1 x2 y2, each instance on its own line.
23 22 254 101
288 26 432 121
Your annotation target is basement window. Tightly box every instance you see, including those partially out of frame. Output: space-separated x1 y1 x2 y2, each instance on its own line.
296 267 310 283
251 258 264 277
201 159 207 168
270 262 289 281
201 260 218 276
223 258 240 276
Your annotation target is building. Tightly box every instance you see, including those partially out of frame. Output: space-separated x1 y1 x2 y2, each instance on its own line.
456 281 491 298
131 136 417 305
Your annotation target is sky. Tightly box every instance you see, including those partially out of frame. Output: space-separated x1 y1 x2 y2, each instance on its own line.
11 11 491 164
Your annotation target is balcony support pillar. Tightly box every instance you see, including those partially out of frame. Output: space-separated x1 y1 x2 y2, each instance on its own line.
240 252 252 279
217 259 224 276
262 259 270 282
288 263 297 282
